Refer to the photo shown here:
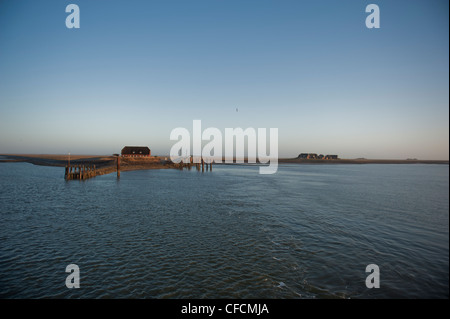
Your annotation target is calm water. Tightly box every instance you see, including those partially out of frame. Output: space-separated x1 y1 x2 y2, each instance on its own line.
0 162 448 298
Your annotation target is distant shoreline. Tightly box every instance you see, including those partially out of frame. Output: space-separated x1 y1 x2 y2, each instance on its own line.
0 154 448 167
278 158 449 165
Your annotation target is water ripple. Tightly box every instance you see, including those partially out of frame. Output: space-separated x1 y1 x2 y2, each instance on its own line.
0 163 448 298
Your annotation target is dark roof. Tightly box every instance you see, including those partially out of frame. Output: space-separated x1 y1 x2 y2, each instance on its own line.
121 146 150 155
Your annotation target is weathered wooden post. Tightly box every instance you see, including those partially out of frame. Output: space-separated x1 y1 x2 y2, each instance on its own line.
202 158 204 172
117 156 120 178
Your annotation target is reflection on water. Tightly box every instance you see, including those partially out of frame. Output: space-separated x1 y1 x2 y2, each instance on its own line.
0 162 448 298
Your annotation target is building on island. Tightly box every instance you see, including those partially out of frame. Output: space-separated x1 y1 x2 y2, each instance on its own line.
298 153 339 160
297 153 318 159
121 146 151 157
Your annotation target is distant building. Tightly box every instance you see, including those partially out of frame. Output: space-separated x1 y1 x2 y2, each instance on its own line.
298 153 338 160
298 153 309 159
298 153 318 159
121 146 151 157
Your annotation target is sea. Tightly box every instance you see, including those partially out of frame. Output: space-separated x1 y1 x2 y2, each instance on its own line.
0 161 448 299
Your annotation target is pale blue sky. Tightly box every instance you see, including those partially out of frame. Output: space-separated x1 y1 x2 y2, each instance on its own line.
0 0 448 159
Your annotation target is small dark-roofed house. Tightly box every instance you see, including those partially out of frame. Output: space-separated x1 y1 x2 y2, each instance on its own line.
121 146 151 157
324 155 338 160
298 153 319 159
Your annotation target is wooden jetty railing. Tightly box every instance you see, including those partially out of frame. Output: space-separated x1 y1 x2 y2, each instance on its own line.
65 157 120 180
65 164 97 180
64 156 211 180
174 157 213 172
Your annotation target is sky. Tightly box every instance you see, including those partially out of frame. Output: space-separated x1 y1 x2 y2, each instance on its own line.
0 0 448 159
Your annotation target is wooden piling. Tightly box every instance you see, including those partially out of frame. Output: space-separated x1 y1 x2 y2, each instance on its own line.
117 156 121 178
65 163 99 181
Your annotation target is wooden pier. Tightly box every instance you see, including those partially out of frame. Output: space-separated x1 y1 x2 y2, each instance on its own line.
65 164 97 180
64 155 211 180
65 156 121 180
174 156 213 172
